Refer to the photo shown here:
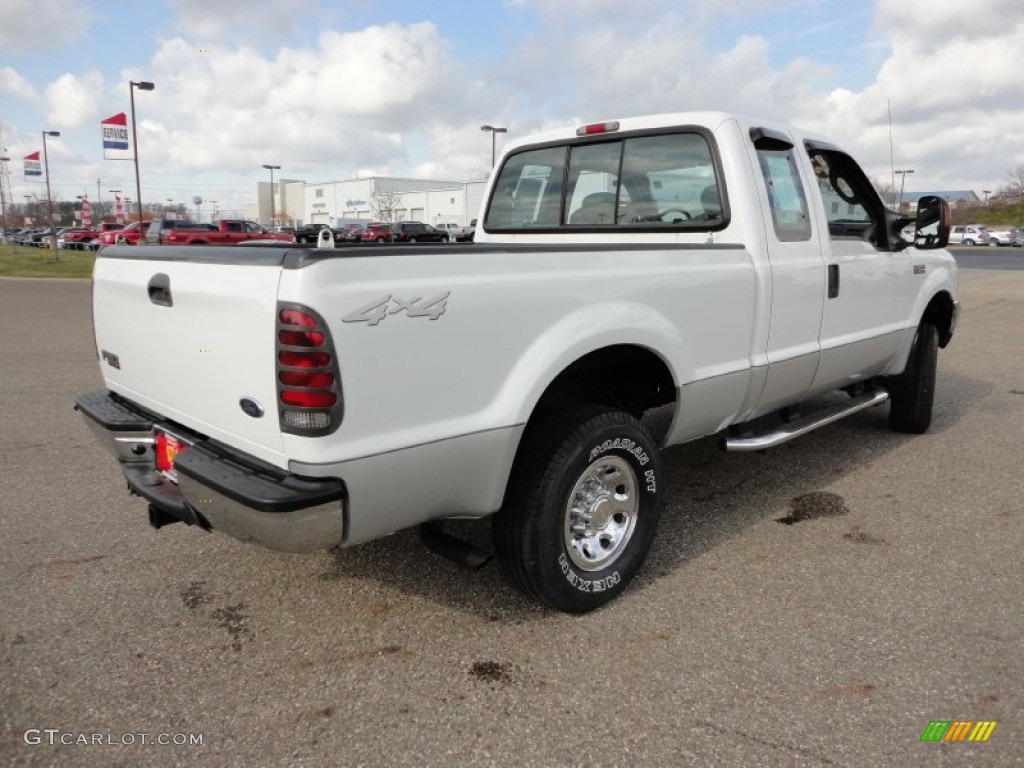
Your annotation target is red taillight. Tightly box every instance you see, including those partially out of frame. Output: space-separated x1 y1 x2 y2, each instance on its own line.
278 329 325 347
278 350 330 368
276 303 342 435
279 370 334 387
280 390 337 407
280 309 317 327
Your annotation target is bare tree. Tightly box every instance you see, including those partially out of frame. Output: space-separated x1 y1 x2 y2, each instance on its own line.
871 177 898 208
369 184 403 223
995 163 1024 200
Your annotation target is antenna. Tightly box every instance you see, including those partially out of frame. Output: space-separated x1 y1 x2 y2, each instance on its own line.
888 98 895 204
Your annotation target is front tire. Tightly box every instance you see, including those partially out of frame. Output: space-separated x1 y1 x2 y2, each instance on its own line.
493 406 661 613
888 322 938 433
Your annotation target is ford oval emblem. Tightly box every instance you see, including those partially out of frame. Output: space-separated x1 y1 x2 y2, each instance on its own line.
239 397 264 418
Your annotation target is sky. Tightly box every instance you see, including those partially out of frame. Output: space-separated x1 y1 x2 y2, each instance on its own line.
1 0 1023 220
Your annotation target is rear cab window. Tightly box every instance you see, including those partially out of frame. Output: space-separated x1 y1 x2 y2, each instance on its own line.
484 128 727 233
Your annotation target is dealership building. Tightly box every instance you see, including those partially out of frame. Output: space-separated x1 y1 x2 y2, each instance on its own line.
248 176 488 229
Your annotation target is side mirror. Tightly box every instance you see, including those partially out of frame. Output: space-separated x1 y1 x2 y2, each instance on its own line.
913 195 950 249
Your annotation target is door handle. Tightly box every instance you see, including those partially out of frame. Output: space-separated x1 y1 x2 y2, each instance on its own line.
147 273 173 307
827 264 840 299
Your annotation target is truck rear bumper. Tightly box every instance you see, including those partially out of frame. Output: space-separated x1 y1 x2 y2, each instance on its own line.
75 390 345 552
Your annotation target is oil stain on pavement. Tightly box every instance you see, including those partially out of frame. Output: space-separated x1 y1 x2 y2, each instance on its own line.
776 491 849 525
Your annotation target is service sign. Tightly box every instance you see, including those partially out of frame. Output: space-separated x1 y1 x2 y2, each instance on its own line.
101 112 131 159
24 151 41 177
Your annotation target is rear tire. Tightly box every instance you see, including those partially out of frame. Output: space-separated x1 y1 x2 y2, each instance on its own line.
493 405 661 613
888 322 938 434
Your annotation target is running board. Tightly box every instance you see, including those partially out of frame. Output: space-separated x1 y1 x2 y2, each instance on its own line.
723 389 889 452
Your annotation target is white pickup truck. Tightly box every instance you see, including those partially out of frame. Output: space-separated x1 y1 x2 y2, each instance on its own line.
76 111 958 612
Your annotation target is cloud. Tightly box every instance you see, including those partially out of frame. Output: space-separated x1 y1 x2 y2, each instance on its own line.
44 72 105 129
0 67 39 103
127 23 467 179
166 0 330 42
11 0 1021 206
489 0 1024 192
0 0 93 53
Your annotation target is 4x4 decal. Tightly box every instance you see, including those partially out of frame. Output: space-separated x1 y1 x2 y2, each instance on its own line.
342 292 450 326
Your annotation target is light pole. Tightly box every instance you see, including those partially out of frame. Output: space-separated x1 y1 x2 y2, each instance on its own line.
42 130 61 258
130 80 155 226
480 125 507 168
982 190 991 205
0 154 8 240
262 164 280 229
895 168 914 208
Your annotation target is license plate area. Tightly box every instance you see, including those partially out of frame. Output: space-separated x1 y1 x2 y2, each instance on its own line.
154 427 193 483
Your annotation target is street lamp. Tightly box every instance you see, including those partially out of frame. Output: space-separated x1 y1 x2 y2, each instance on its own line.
895 168 915 207
982 189 991 205
130 80 155 226
480 125 507 168
262 164 281 229
42 130 61 258
0 154 9 239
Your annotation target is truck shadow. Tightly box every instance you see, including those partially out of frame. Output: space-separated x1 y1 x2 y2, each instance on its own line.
324 371 991 622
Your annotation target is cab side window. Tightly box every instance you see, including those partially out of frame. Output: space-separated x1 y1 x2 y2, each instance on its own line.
755 148 811 242
808 148 887 247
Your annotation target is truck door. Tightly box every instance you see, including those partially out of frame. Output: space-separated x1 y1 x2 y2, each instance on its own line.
804 144 912 391
748 128 825 415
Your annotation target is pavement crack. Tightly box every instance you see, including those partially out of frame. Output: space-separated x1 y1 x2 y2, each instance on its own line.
693 719 839 766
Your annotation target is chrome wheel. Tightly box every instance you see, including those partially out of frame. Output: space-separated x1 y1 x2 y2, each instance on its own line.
563 456 639 571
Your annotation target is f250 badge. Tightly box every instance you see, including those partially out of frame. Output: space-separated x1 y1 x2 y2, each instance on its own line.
342 292 450 326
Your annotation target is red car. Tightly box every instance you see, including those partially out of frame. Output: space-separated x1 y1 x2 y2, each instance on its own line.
360 222 393 243
58 228 99 250
98 221 151 246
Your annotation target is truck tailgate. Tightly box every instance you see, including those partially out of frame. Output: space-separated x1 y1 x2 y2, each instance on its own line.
92 247 287 467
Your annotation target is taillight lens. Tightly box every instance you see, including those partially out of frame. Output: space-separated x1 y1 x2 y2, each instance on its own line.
278 329 325 347
276 304 343 436
278 351 331 368
279 370 335 388
280 390 337 407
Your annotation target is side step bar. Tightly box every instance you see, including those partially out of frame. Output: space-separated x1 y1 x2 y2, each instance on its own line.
723 389 889 452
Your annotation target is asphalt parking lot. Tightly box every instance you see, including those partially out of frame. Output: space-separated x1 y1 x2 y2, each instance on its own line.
2 269 1021 767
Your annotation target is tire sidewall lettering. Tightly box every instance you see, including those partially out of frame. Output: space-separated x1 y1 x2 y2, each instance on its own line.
558 553 621 593
586 440 655 493
556 434 660 595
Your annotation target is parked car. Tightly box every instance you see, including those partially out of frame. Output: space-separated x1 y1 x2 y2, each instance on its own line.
948 224 988 246
59 228 100 250
985 227 1015 246
294 223 353 244
97 221 152 246
12 228 45 245
390 221 450 242
147 219 293 246
28 228 62 247
145 219 216 245
453 219 477 242
1013 226 1024 247
336 224 364 242
433 222 461 238
39 228 71 249
360 221 393 243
